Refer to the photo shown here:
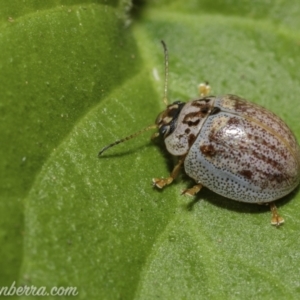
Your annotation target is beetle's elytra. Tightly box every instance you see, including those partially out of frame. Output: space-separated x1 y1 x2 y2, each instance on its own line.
99 41 300 226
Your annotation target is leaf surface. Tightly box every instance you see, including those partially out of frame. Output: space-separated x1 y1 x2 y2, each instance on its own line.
1 1 300 299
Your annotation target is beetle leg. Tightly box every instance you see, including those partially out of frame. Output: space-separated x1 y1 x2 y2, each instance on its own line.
198 82 211 97
152 157 184 189
182 184 203 196
151 132 159 139
270 203 284 226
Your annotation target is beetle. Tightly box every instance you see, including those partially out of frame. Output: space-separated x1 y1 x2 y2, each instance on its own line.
99 41 300 226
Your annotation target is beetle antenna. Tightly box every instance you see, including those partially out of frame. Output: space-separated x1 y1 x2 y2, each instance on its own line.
98 124 158 156
161 40 169 106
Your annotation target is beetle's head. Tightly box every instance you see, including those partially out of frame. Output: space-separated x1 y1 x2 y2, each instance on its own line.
155 101 185 138
98 41 185 156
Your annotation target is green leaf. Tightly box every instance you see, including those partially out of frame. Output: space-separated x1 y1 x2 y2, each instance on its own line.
1 1 300 299
0 0 139 289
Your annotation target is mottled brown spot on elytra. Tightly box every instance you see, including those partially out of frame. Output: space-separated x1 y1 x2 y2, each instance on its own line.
270 172 288 184
239 170 253 180
232 97 250 111
251 149 282 170
269 144 276 151
208 129 217 144
185 128 191 134
259 171 288 188
188 134 196 147
227 117 241 126
200 144 216 157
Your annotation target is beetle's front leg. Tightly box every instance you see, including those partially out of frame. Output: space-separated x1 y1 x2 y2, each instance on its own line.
182 184 203 196
152 156 185 189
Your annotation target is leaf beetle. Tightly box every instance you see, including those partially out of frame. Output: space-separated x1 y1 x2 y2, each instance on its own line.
99 41 300 226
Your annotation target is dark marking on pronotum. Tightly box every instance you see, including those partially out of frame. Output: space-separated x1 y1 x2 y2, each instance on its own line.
200 107 209 114
187 119 200 127
185 128 191 134
183 112 202 126
191 99 211 106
